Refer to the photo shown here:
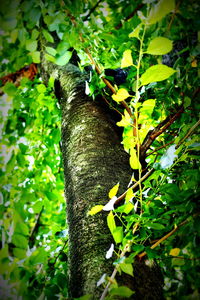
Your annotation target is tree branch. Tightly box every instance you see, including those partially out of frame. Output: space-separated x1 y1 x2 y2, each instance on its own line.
83 0 103 22
140 106 184 158
137 212 200 260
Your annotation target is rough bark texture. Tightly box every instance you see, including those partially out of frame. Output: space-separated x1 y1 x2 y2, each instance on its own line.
41 60 164 299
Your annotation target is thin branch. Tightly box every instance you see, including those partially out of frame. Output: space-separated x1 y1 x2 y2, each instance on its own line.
83 0 103 22
115 3 144 30
145 140 175 157
137 212 200 260
114 168 154 206
29 206 44 245
177 119 200 147
140 106 184 158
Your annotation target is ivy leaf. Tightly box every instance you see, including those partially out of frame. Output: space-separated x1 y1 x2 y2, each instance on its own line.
87 205 104 216
12 234 28 249
146 37 173 55
112 88 131 102
55 51 72 66
140 64 176 86
121 50 133 68
145 222 165 230
147 0 175 24
45 46 57 56
116 110 132 127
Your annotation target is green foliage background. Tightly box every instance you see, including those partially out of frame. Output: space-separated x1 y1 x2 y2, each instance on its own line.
0 0 199 299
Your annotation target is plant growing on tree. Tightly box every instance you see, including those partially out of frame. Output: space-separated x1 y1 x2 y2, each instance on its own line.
0 0 199 299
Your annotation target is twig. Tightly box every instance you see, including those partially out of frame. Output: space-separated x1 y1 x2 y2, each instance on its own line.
83 0 103 22
137 212 200 260
114 168 154 206
140 106 184 158
115 3 144 29
145 140 175 157
177 119 200 147
29 206 44 245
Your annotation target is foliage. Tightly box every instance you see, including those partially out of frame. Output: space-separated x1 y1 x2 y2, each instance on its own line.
0 0 200 299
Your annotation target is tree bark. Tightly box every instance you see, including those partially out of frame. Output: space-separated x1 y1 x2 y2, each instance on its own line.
41 61 164 299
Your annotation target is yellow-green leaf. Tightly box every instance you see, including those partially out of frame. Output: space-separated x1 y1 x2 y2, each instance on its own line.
129 23 142 39
109 183 119 198
147 0 175 25
112 88 131 102
125 188 134 203
116 110 132 127
120 263 134 276
107 211 116 234
140 64 176 86
121 49 133 68
130 149 141 170
169 248 180 256
146 37 173 55
88 205 104 216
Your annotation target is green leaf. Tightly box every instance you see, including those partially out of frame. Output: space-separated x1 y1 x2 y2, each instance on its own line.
147 0 175 24
55 51 72 66
123 202 134 214
109 183 119 198
29 51 40 63
42 29 54 43
110 286 135 297
37 84 46 93
113 226 123 244
88 205 104 216
145 222 165 230
3 82 17 96
107 211 116 234
130 149 141 170
12 234 28 249
46 46 57 57
32 201 43 213
120 263 134 276
13 247 27 259
25 39 38 52
146 37 173 55
15 222 29 236
29 248 47 265
140 64 176 86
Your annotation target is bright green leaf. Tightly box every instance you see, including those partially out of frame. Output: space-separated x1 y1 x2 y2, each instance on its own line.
46 46 57 56
88 205 104 216
147 0 175 24
140 64 176 86
129 23 142 39
29 51 40 63
42 29 54 43
55 51 72 66
130 149 141 170
12 234 28 249
112 88 131 102
109 183 119 199
26 39 38 52
107 211 116 234
121 49 133 68
146 37 173 55
37 84 46 93
113 226 123 244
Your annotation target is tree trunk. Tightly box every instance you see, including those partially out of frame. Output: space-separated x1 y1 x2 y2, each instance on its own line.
41 62 164 299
